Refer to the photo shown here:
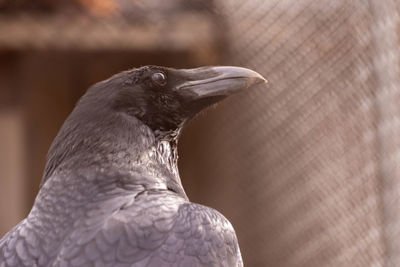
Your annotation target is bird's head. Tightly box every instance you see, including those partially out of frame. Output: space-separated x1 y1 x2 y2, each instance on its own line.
43 65 265 186
95 65 266 138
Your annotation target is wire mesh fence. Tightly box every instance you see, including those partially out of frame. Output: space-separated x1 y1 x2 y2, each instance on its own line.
181 0 400 266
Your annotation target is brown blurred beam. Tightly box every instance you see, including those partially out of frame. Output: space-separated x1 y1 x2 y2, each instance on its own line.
21 52 73 207
0 13 215 52
0 110 26 237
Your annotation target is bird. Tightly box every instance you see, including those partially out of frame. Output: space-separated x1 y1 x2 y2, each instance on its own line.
0 65 266 266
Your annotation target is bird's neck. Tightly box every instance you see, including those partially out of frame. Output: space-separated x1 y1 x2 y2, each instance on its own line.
43 111 187 199
140 132 187 199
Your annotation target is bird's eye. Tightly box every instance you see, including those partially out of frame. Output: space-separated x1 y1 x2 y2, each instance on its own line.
151 72 167 86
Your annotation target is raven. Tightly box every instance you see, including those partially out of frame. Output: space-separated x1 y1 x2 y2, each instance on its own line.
0 66 265 266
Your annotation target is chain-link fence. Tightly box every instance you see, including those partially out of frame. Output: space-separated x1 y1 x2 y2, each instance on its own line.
181 1 400 266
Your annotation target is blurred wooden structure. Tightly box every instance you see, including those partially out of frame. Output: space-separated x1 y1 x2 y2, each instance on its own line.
0 13 218 58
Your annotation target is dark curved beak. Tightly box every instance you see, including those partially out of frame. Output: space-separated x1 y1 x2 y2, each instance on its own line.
175 66 267 99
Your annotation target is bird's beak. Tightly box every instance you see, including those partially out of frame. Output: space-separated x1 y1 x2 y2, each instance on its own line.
175 66 267 99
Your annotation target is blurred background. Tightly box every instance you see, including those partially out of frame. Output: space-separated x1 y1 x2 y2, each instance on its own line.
1 0 400 266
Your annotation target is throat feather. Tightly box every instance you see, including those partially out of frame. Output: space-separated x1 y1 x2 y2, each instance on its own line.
156 140 178 176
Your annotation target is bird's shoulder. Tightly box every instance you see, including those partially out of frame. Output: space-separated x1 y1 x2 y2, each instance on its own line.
54 190 242 266
0 220 41 267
